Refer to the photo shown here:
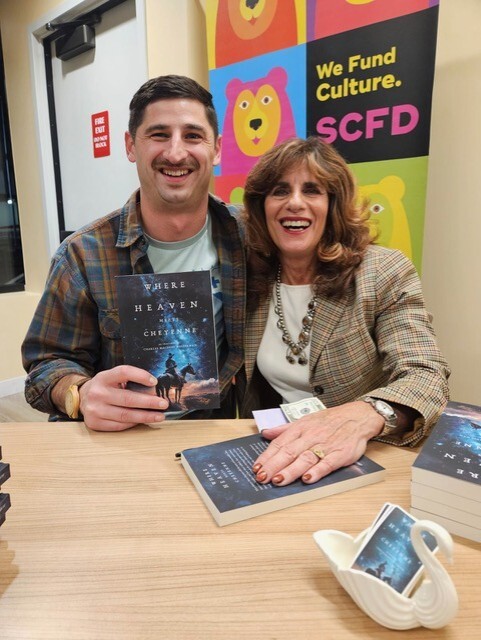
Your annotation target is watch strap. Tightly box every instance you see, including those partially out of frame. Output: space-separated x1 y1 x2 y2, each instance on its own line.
65 377 90 419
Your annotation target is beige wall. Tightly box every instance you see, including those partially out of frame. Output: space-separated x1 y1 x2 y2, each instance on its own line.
422 0 481 403
0 0 479 404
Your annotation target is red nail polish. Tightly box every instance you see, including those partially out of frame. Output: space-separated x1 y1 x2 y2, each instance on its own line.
256 470 267 482
252 463 262 473
272 474 284 484
303 474 311 482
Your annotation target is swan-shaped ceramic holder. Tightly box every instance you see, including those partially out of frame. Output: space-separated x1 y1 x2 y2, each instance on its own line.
313 519 458 630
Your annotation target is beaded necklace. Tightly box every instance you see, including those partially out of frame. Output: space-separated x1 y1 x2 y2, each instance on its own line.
273 265 319 365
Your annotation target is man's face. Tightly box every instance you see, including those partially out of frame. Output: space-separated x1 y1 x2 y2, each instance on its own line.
125 98 221 213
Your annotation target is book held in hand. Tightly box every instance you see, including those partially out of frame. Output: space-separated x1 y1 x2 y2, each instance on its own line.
411 401 481 542
116 270 220 413
180 433 386 526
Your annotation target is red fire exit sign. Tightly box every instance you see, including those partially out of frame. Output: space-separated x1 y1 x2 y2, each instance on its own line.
91 110 110 158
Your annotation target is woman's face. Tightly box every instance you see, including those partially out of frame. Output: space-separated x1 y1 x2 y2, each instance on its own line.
264 163 329 262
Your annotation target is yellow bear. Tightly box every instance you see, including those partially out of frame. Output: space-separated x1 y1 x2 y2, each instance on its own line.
222 67 296 175
359 175 412 260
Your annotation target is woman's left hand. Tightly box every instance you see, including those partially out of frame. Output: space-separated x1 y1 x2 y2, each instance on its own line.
252 401 385 486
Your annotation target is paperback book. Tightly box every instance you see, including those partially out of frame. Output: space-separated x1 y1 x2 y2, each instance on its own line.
410 507 481 544
411 401 481 543
412 401 481 500
351 503 438 596
0 492 11 528
411 481 481 516
180 433 385 526
116 270 220 413
0 461 10 487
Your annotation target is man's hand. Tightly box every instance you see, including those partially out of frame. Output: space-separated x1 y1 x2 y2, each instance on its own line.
252 401 384 486
54 366 169 431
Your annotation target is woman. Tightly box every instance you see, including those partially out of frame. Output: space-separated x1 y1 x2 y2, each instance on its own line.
240 137 449 487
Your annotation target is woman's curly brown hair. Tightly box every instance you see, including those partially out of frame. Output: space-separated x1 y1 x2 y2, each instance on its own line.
242 137 373 309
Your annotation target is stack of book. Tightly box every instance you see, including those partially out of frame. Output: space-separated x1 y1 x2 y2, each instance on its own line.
411 401 481 543
0 445 11 528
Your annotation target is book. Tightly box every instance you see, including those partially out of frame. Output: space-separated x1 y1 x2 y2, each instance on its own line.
412 401 481 501
351 504 438 596
116 270 220 413
411 481 481 515
0 492 11 526
411 493 481 529
0 461 10 487
410 507 481 544
180 433 386 526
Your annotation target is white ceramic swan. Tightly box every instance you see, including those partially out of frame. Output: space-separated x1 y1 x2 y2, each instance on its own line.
313 519 458 630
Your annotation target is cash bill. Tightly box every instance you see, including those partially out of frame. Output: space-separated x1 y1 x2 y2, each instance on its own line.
280 397 326 422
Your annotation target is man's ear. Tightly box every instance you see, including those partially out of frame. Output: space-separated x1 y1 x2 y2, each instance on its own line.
125 131 136 163
213 134 222 167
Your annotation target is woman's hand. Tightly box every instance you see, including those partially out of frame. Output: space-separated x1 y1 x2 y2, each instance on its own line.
252 401 385 486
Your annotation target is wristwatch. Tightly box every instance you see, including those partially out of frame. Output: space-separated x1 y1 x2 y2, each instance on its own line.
362 396 398 432
65 378 90 419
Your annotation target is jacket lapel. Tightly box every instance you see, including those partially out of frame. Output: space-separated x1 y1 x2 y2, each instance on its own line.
309 292 349 374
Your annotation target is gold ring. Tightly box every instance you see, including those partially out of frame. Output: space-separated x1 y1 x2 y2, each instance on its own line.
309 446 325 460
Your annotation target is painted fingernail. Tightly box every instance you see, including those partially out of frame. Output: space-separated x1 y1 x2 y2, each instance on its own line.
256 470 267 482
252 463 262 473
272 474 284 484
302 473 312 482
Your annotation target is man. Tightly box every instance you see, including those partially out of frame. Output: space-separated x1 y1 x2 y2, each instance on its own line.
22 75 245 431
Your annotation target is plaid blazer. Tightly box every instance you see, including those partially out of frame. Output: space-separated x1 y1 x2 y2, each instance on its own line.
241 245 450 447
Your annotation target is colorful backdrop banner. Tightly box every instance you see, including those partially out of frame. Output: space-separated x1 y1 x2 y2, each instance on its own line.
206 0 440 272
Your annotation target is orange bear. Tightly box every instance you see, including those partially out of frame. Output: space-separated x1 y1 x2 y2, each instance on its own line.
215 0 298 68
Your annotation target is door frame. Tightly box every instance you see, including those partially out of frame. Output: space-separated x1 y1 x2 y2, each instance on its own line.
28 0 147 256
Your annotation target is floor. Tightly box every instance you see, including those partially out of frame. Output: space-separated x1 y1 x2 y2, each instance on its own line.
0 392 48 422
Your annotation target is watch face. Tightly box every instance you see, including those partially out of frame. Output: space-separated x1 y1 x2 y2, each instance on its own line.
375 400 395 419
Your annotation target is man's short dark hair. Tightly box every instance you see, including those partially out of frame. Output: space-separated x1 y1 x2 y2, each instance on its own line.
128 75 219 139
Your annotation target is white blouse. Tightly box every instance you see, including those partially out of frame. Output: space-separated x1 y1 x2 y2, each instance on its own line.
256 283 314 403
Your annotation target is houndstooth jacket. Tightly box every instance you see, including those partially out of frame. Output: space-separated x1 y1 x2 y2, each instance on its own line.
240 245 450 447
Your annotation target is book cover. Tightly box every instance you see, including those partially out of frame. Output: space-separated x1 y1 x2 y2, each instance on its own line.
0 461 10 487
412 401 481 500
351 505 437 596
180 433 385 526
116 271 220 413
410 506 481 544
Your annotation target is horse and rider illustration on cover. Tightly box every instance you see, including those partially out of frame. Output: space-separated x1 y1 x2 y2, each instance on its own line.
116 270 220 412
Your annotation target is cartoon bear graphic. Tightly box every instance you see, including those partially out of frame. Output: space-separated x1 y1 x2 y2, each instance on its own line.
221 67 297 176
214 0 299 68
359 175 413 260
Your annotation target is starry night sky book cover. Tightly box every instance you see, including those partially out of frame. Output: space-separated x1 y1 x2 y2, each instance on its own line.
181 433 385 526
116 271 220 413
351 505 437 595
412 401 481 499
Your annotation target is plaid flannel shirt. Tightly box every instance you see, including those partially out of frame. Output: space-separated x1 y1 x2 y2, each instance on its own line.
22 190 245 419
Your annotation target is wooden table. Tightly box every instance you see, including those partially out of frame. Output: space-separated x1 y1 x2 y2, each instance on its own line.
0 420 479 639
